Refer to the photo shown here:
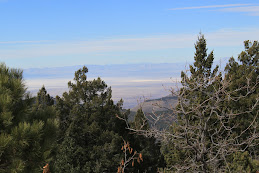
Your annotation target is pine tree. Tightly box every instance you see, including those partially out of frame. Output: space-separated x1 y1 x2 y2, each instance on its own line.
162 34 220 171
54 66 128 172
0 63 44 172
28 86 59 171
158 35 258 172
224 40 259 163
127 108 164 172
133 108 149 130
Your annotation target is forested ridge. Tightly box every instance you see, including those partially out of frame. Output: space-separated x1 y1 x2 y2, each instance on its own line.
0 35 258 172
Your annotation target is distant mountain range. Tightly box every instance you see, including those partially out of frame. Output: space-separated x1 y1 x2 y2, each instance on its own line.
23 60 229 109
23 63 187 79
23 63 186 108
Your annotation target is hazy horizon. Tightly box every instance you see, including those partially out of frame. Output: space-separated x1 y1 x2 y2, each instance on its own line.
1 0 258 107
22 59 230 108
23 62 185 108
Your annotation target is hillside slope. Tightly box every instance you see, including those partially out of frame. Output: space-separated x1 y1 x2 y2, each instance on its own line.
129 95 178 129
131 95 178 113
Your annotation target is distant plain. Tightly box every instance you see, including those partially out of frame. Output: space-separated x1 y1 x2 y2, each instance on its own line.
24 63 185 108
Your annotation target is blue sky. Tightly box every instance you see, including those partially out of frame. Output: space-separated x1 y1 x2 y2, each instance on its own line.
0 0 258 68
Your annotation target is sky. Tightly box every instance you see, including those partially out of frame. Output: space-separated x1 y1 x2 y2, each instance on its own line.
0 0 259 69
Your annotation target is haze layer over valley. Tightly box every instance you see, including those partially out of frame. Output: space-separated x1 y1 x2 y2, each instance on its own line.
24 63 185 108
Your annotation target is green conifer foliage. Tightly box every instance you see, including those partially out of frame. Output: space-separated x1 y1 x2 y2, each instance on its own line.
161 35 258 172
54 66 128 172
224 40 259 161
0 63 48 172
133 108 149 130
185 34 218 81
128 108 164 172
227 151 259 172
29 86 59 171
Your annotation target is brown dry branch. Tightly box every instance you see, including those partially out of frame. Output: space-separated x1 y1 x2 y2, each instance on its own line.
117 140 143 173
42 163 50 173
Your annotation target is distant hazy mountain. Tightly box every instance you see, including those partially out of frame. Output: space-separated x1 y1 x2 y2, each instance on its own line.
23 60 228 109
23 63 185 108
23 59 229 80
23 63 187 79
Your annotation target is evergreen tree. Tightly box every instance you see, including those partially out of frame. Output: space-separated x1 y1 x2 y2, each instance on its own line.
29 86 59 171
35 86 54 106
159 35 258 172
54 66 128 172
167 35 221 171
126 108 164 172
133 108 149 130
161 34 218 170
0 63 49 172
224 40 259 160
